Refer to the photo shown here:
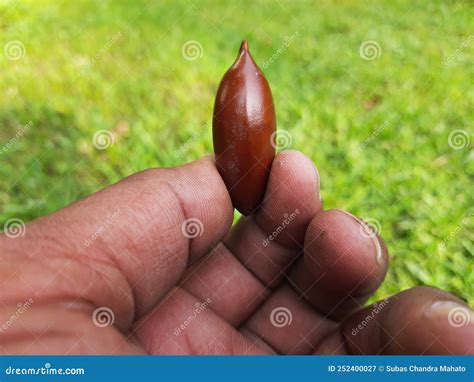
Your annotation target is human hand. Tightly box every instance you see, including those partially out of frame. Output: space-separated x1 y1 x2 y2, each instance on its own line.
1 151 472 354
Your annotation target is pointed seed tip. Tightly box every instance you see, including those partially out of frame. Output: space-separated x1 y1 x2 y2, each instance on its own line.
239 40 249 53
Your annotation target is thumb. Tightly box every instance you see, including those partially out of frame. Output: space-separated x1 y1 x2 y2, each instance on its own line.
0 156 233 328
315 286 474 355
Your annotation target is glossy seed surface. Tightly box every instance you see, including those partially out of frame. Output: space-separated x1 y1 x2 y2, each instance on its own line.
213 41 276 215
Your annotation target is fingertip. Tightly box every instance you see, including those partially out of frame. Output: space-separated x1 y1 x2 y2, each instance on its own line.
423 298 474 354
272 150 320 191
255 150 322 246
342 286 474 355
304 209 388 297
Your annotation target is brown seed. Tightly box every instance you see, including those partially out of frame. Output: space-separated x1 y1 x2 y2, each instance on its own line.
213 41 276 215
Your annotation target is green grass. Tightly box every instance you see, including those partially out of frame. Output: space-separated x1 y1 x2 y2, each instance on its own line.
0 0 472 304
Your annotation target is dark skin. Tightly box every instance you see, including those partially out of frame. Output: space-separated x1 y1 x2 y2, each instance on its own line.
0 150 472 354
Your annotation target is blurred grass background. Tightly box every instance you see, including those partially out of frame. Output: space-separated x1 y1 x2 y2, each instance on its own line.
0 0 472 304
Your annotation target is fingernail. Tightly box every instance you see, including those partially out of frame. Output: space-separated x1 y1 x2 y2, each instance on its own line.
311 161 320 186
334 209 385 266
424 300 473 328
312 163 322 201
309 161 322 202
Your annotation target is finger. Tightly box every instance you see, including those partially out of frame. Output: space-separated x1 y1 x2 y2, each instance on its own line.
224 150 322 287
239 208 388 353
241 285 337 354
179 150 321 326
290 209 388 319
0 157 233 328
133 287 268 355
316 286 474 355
